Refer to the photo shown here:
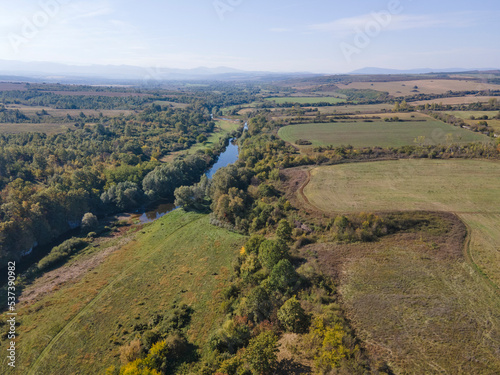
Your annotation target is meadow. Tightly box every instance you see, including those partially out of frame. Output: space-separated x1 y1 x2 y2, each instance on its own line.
304 159 500 288
0 122 71 134
265 96 345 104
411 96 499 105
0 210 245 374
278 118 489 148
337 79 500 96
301 159 500 373
445 110 500 132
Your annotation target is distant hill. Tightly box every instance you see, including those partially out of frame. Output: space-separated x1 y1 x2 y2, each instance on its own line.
0 60 316 84
349 67 498 75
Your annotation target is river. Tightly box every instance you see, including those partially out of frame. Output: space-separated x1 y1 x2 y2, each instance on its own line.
136 121 246 223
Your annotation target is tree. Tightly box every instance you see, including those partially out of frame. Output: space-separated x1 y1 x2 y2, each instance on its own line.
268 259 298 293
258 240 289 271
276 219 292 243
278 296 310 333
81 212 98 232
245 331 279 375
244 235 265 255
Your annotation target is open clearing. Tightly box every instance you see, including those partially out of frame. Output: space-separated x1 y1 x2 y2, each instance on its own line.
312 103 393 114
265 96 346 104
445 110 500 132
278 119 489 148
305 225 500 374
0 123 71 134
304 159 500 288
336 79 500 96
5 104 136 118
410 96 500 105
300 159 500 373
0 210 245 374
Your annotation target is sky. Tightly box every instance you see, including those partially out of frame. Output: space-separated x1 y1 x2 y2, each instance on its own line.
0 0 499 74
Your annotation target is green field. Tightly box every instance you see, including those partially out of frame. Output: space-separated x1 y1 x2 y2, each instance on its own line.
266 96 346 104
278 119 490 148
302 159 500 373
445 110 500 132
304 159 500 288
0 210 245 374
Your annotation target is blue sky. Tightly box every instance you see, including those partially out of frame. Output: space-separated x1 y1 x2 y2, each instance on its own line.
0 0 499 73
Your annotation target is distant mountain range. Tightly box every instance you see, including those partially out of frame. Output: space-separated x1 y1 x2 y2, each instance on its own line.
349 67 499 75
0 60 316 84
1 60 498 85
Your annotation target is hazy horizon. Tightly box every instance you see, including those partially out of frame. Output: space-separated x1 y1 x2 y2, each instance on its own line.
0 0 499 74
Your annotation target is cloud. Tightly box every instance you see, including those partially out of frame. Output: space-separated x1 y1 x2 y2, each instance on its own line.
269 27 292 33
310 13 477 37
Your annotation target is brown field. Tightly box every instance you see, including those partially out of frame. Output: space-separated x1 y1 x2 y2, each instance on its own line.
337 79 500 96
411 96 500 105
0 123 71 134
5 104 136 118
312 103 393 114
46 90 150 97
0 82 28 91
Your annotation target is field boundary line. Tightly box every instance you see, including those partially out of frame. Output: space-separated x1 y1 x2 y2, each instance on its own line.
27 215 204 375
459 217 500 295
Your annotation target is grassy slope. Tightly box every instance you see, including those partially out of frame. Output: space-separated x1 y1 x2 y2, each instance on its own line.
1 210 245 374
302 159 500 373
278 119 490 148
336 235 500 374
304 159 500 288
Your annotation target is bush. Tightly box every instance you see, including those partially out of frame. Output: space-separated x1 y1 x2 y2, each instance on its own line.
258 240 289 271
37 238 88 271
81 212 98 232
278 297 310 333
245 331 279 375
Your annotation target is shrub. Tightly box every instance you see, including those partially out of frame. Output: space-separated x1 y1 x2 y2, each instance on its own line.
278 296 310 333
37 238 87 271
258 240 289 271
245 331 279 375
81 212 98 232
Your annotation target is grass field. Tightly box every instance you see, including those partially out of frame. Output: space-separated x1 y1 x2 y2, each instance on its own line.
0 123 71 134
304 159 500 288
320 232 500 374
312 103 393 114
411 96 499 105
5 104 136 118
278 119 490 148
265 96 346 104
337 79 500 96
445 110 500 132
302 159 500 373
0 210 245 374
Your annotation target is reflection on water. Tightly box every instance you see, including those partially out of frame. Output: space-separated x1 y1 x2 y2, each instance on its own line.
138 203 177 224
206 139 239 179
139 123 247 224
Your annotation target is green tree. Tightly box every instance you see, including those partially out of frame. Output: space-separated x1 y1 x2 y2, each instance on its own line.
267 259 298 293
81 212 98 232
245 331 279 375
278 296 310 333
276 219 292 243
258 240 289 271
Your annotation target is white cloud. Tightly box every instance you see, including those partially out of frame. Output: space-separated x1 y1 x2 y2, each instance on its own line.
310 13 477 37
269 27 292 33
